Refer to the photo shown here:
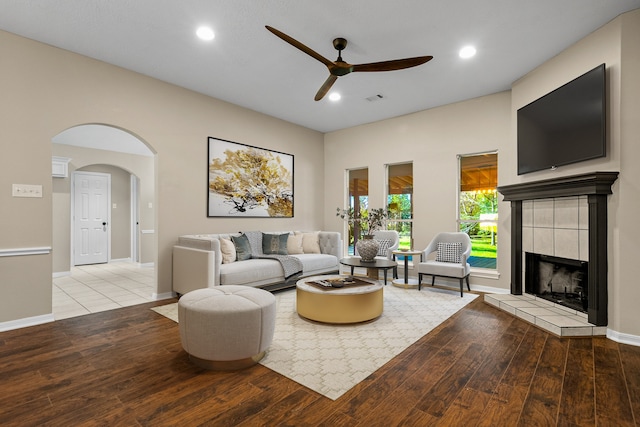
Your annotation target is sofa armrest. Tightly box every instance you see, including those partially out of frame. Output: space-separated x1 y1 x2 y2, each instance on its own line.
172 245 216 294
177 235 223 283
318 231 343 259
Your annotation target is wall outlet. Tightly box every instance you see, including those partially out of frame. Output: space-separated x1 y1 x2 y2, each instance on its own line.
12 184 43 198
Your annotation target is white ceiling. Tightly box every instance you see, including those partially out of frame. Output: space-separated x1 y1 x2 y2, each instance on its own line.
2 1 639 133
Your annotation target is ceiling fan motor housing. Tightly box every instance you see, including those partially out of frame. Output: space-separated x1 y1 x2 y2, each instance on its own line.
333 37 348 51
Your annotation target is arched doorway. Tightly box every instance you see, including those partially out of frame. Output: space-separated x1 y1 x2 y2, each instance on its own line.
51 124 157 319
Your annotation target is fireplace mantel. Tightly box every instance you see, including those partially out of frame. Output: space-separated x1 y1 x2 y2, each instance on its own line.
498 171 619 201
497 171 619 326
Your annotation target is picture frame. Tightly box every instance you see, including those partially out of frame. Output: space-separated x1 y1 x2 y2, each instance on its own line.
207 137 294 217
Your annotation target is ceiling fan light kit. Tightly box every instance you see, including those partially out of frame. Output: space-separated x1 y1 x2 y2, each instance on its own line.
265 25 433 101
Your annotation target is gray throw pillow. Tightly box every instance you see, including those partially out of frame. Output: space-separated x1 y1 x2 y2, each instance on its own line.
262 233 289 255
231 234 252 261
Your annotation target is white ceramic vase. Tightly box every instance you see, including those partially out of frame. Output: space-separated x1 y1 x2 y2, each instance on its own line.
356 236 380 262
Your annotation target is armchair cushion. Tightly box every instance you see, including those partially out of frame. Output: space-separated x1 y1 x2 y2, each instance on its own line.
435 242 462 263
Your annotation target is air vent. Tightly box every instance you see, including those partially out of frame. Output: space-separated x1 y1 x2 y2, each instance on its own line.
365 94 384 102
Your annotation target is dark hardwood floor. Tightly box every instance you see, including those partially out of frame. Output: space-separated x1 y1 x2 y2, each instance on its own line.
1 293 639 426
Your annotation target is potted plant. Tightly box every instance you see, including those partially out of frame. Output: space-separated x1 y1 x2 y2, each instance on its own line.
336 207 390 261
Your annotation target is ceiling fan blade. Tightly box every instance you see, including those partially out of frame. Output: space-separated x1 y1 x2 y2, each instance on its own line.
314 75 338 101
266 26 334 68
352 56 433 72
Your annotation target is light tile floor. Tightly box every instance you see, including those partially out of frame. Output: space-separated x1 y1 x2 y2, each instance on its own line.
484 293 607 337
53 262 155 320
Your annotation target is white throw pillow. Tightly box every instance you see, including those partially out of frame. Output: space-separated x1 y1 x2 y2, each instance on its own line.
287 233 304 255
435 242 462 263
376 239 392 257
219 237 236 264
300 231 321 254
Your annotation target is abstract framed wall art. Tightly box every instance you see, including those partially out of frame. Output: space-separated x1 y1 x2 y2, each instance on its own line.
208 137 294 217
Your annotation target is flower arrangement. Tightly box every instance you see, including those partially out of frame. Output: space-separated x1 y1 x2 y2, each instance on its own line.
336 207 390 237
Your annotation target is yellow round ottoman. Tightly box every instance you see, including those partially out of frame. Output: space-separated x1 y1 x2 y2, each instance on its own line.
178 286 276 370
296 275 383 324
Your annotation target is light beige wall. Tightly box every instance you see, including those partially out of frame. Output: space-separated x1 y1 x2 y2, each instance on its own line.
509 11 640 337
51 143 156 272
616 11 640 338
324 92 513 292
0 30 323 323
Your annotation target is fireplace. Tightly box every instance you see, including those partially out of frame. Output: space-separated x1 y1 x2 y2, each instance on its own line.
525 252 588 313
498 172 618 326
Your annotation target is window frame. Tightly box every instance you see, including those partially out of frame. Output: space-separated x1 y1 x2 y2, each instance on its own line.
457 151 498 270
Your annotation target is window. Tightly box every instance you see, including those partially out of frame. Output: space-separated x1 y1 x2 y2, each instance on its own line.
347 168 368 255
386 163 413 250
458 153 498 269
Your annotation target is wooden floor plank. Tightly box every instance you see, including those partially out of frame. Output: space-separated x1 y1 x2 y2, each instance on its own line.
594 339 636 427
620 342 640 426
518 336 568 426
557 338 596 426
0 295 637 426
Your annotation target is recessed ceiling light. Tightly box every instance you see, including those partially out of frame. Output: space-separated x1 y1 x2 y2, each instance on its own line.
329 92 341 102
459 45 476 59
196 26 215 41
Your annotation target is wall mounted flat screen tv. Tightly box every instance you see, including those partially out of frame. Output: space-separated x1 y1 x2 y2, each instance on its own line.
517 63 606 175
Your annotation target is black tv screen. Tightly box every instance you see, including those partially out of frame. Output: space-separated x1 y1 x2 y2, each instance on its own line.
517 63 606 175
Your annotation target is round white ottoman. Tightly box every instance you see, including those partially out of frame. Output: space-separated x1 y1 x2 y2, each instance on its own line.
178 286 276 370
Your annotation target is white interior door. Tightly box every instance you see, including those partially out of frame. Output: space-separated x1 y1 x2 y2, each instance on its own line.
73 171 110 265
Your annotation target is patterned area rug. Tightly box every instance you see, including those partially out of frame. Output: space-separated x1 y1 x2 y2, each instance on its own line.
152 285 477 400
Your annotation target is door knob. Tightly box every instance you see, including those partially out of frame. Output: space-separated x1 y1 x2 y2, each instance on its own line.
102 222 107 231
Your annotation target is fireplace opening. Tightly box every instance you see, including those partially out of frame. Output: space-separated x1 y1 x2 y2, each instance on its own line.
525 252 589 313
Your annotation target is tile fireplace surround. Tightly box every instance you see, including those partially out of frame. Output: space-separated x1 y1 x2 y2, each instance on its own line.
495 171 619 335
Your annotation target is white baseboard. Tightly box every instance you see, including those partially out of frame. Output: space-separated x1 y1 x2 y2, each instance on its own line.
153 292 175 301
0 313 54 332
52 271 71 278
110 257 132 263
607 329 640 347
140 262 155 268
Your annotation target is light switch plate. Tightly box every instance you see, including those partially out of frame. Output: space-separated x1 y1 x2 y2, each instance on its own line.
12 184 43 198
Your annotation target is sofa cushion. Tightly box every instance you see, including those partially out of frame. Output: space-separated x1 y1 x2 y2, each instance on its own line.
293 253 338 272
220 237 236 264
300 231 321 254
287 233 304 255
421 260 468 277
232 234 252 261
219 259 284 286
435 242 462 263
262 233 289 255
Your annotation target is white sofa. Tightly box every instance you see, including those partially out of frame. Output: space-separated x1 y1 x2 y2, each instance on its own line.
172 231 342 294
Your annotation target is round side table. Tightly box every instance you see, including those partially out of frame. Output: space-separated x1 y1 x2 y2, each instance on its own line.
391 250 423 288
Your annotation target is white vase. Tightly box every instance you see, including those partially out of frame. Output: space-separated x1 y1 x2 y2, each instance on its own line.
356 236 380 262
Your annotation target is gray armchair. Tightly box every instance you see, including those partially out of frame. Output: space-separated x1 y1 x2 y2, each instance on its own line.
417 232 471 297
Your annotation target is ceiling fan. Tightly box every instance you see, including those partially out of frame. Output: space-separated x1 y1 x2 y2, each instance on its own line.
265 25 433 101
